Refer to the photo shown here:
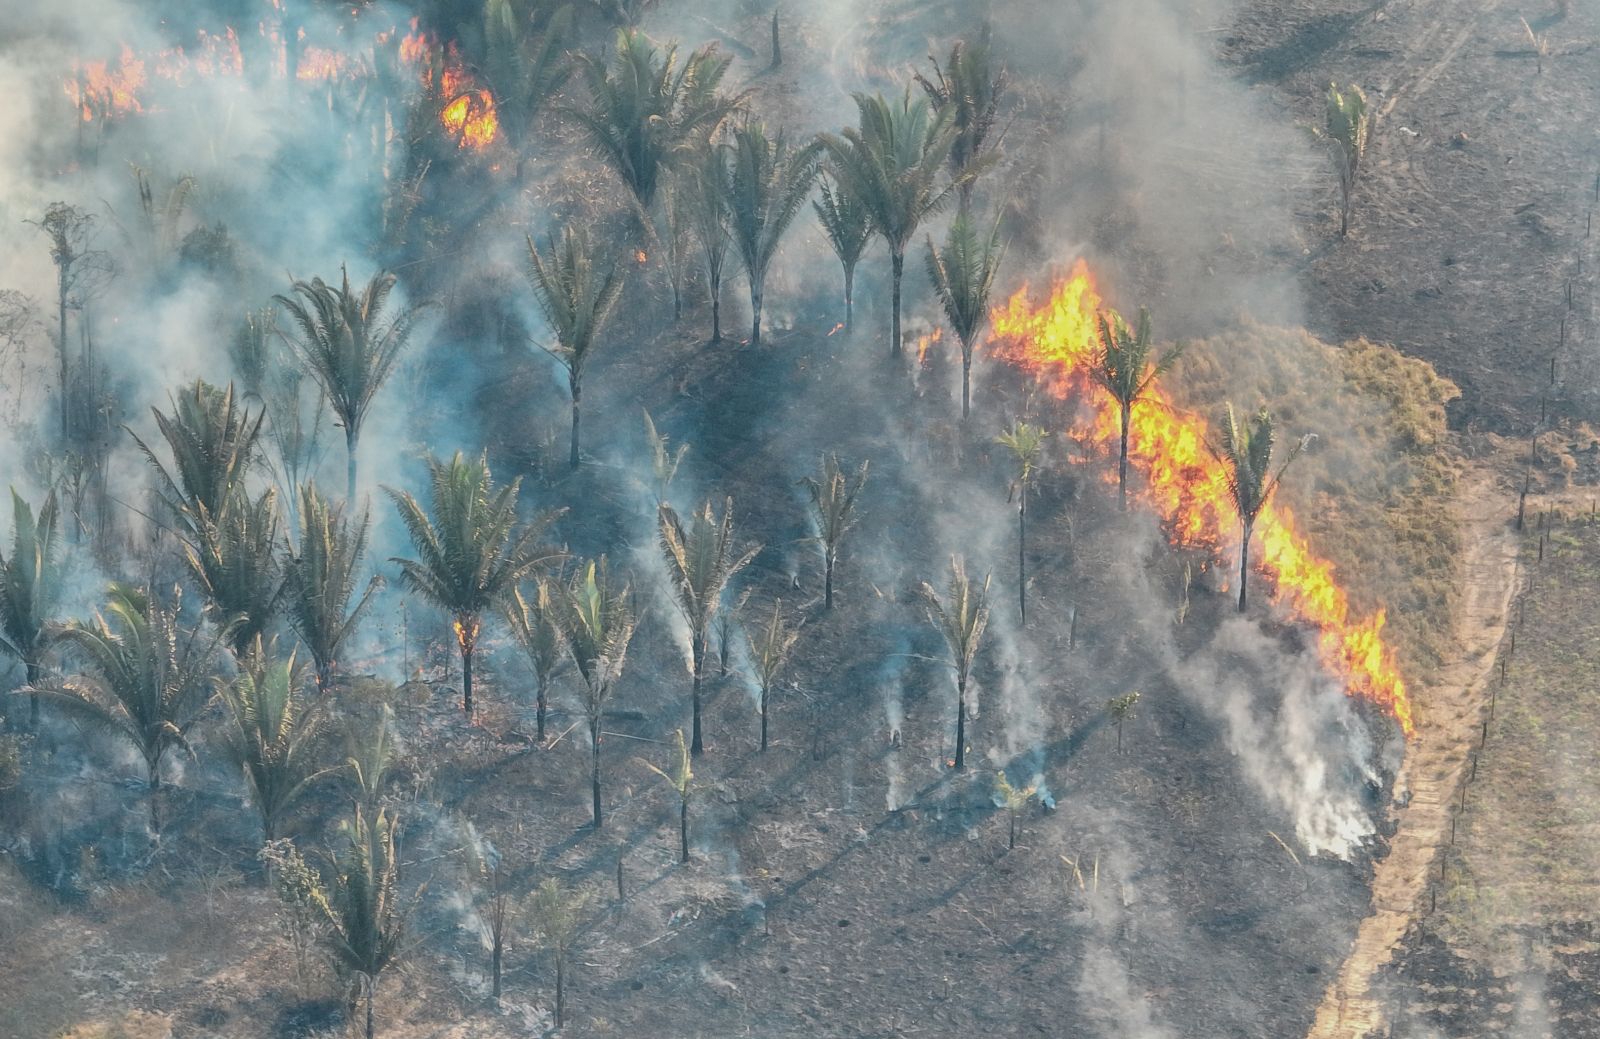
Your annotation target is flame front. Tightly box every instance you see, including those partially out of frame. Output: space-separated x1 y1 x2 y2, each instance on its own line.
990 261 1414 737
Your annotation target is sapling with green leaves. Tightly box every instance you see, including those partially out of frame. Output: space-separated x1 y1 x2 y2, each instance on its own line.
813 174 874 331
995 422 1046 623
640 728 694 862
925 210 1004 419
687 140 733 343
746 598 801 751
559 558 636 828
642 408 689 506
801 454 869 610
525 877 592 1029
1090 306 1182 510
1320 82 1369 237
921 557 990 770
504 578 567 742
0 488 63 728
1106 691 1140 753
724 122 821 345
993 770 1037 849
282 483 381 693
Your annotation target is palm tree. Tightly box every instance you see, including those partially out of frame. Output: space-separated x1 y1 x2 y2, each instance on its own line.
914 27 1006 210
813 175 874 331
524 226 626 468
993 770 1036 849
725 123 821 345
801 454 869 610
345 704 399 817
219 640 334 843
388 453 564 716
921 557 990 770
525 877 592 1029
640 728 694 862
657 498 760 757
24 583 232 831
282 483 381 693
504 578 567 741
745 598 800 751
1322 82 1369 237
1091 307 1184 510
483 0 575 177
925 211 1004 419
233 310 327 528
559 557 636 828
274 268 422 503
995 422 1047 624
567 29 740 226
820 91 959 357
184 485 285 657
1214 404 1311 612
0 489 63 728
687 141 733 342
642 409 688 506
130 380 264 541
1105 691 1140 753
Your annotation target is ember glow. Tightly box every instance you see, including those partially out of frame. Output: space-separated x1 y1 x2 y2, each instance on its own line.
990 261 1415 737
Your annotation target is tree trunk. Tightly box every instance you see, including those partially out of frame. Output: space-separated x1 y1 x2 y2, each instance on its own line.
460 632 475 717
492 931 502 1002
1116 717 1123 753
770 8 781 67
750 281 764 345
569 377 582 469
57 271 69 443
1017 496 1027 625
672 281 682 321
346 426 359 504
711 286 722 343
536 676 547 741
961 351 972 420
679 797 690 862
890 249 904 357
954 677 966 769
148 757 162 834
366 977 375 1039
316 660 332 696
555 956 565 1028
1237 519 1252 612
26 659 40 730
843 265 855 331
1118 402 1131 510
760 685 769 751
1008 812 1017 850
823 551 835 610
590 724 603 828
690 636 705 757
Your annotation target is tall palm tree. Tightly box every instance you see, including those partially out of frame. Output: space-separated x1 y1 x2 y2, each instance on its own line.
559 557 636 828
813 174 874 331
921 557 990 770
820 91 959 357
996 422 1047 624
914 27 1006 211
1214 404 1310 612
724 123 821 345
745 598 800 751
657 498 760 757
504 577 567 741
483 0 575 178
218 640 334 843
1091 307 1184 510
184 485 285 657
567 29 740 226
24 583 233 831
801 454 869 610
131 380 264 541
388 453 564 716
687 141 732 342
282 483 381 693
525 226 626 468
925 211 1004 419
0 489 63 728
274 268 422 503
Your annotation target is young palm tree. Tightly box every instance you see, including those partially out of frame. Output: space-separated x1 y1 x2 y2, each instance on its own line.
921 557 990 770
687 141 733 342
995 422 1047 623
131 380 264 541
504 577 567 741
282 483 381 693
388 453 564 716
1091 307 1184 510
745 598 801 751
820 91 959 357
925 211 1004 419
993 770 1036 849
274 268 422 502
219 640 334 843
1106 691 1140 753
345 704 399 817
483 0 574 177
914 27 1007 210
813 174 874 331
0 489 63 728
642 409 689 506
184 485 285 657
724 123 821 345
640 728 694 862
567 29 741 226
525 877 592 1029
1322 82 1369 237
525 226 626 468
233 310 328 532
1214 404 1311 612
657 498 760 757
559 557 636 828
801 454 869 610
25 583 232 831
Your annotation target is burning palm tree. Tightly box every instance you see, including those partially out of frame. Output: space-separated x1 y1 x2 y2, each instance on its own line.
915 26 1007 211
745 598 801 751
218 640 334 843
921 557 990 770
725 123 821 345
813 174 874 331
23 583 233 832
274 268 422 503
504 577 568 742
524 225 625 468
387 453 565 717
1213 404 1310 612
282 483 381 693
559 557 636 828
821 91 959 358
995 421 1047 623
925 210 1004 419
0 489 63 729
1090 307 1183 510
801 454 869 611
657 498 760 757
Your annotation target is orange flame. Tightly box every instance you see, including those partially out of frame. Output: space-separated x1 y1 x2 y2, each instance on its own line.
916 326 943 366
452 618 480 649
827 322 845 337
990 261 1414 737
436 61 498 150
